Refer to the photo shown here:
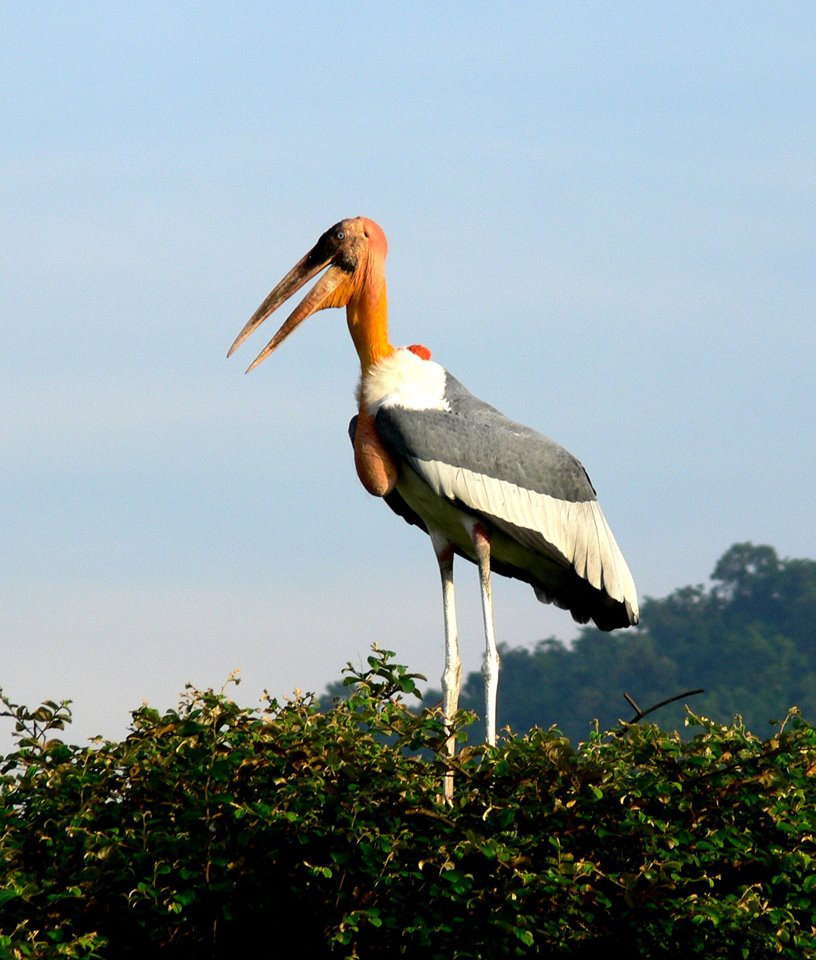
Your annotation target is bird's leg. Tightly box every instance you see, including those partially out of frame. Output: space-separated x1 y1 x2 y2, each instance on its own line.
471 522 499 747
431 532 460 800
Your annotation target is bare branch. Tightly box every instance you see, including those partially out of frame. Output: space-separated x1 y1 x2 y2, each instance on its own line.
615 689 705 736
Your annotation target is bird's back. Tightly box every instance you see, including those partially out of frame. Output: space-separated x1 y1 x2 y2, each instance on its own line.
355 349 639 631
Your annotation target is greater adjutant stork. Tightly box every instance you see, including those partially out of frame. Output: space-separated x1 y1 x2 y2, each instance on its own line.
229 217 638 759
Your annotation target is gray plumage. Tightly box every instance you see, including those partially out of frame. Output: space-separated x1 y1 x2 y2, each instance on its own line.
352 369 639 631
381 372 598 502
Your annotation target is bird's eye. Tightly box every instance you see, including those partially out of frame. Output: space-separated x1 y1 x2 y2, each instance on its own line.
336 229 345 240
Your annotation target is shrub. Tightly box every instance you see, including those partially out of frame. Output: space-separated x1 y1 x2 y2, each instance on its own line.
2 650 815 958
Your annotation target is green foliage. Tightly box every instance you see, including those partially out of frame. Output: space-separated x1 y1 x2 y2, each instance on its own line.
438 544 816 742
2 649 815 958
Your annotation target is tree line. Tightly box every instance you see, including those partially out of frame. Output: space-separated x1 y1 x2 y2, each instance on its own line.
412 542 816 743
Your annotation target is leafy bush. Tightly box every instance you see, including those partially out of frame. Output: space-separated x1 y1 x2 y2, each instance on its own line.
2 650 815 958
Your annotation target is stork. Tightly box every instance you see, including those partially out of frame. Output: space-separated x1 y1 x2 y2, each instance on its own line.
229 217 638 775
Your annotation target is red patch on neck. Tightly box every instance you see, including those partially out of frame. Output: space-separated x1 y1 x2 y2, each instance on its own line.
407 343 432 361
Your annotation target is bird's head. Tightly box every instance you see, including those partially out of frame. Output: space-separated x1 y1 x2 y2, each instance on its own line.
228 217 389 372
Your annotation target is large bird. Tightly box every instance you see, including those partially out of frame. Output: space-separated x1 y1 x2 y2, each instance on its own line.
228 217 638 775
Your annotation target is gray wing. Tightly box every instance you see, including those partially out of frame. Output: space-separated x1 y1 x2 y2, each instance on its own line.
384 372 599 501
374 373 637 618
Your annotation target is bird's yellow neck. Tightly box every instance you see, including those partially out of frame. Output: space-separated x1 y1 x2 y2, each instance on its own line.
346 267 394 374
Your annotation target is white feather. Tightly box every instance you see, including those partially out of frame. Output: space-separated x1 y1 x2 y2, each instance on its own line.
408 455 638 617
360 348 449 413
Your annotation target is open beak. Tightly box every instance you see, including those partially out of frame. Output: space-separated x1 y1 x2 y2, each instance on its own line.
228 237 348 373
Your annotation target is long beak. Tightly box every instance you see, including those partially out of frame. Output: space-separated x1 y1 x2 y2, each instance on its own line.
228 249 346 373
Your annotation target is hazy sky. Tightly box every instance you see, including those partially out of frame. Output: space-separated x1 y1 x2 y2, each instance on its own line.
3 2 814 748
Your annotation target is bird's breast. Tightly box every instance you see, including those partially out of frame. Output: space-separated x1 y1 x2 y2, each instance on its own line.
360 347 450 416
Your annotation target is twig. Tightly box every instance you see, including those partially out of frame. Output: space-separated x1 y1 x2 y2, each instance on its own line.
615 688 705 736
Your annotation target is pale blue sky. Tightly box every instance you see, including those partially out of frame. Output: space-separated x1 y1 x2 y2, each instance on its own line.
2 2 814 747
